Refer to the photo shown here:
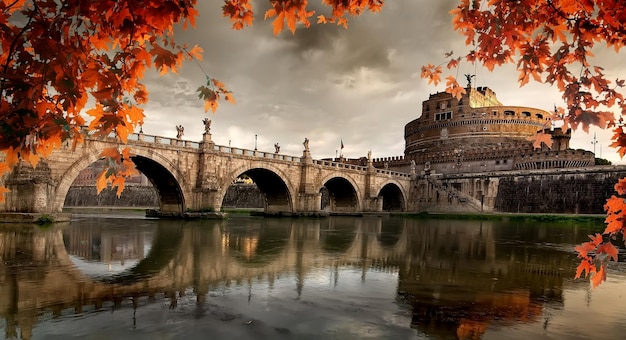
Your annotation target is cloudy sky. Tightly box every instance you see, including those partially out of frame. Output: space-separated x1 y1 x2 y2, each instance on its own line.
138 1 625 164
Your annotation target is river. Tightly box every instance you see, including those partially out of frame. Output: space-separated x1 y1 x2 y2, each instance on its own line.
0 213 625 339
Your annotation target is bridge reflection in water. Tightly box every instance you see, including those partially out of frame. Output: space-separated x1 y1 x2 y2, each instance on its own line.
0 216 611 339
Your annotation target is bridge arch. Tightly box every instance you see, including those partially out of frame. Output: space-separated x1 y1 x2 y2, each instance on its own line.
319 174 362 213
54 146 192 213
377 181 407 211
220 163 297 213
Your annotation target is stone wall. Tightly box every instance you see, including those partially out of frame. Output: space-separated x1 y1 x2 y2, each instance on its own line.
221 184 264 208
64 186 159 207
494 172 624 214
65 184 265 209
416 166 626 214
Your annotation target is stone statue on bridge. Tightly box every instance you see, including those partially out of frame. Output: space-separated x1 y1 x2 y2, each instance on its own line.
303 138 309 151
202 118 212 134
176 125 184 139
274 143 280 154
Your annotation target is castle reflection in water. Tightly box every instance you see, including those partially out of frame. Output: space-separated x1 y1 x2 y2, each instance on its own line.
0 216 598 339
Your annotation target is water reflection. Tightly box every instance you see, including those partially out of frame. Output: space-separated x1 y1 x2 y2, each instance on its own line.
0 216 621 339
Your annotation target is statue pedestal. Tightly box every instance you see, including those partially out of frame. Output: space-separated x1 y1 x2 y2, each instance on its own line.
201 133 214 151
203 133 212 143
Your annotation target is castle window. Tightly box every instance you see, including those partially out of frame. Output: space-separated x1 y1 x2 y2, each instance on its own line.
522 111 531 117
536 113 544 119
435 111 452 121
504 110 515 116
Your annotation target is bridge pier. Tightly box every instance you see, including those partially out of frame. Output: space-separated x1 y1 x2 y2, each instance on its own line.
295 150 324 214
0 161 71 222
1 161 57 214
363 196 384 212
296 193 322 212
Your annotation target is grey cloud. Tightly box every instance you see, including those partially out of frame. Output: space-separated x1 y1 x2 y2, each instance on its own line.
132 1 622 162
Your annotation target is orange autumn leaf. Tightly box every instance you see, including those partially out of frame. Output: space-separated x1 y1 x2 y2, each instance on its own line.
591 264 607 287
0 162 10 175
99 147 122 163
597 242 619 262
95 170 108 194
421 64 442 86
187 45 203 61
150 44 181 75
604 195 625 214
575 260 595 279
574 241 596 259
445 76 466 99
111 176 126 198
603 213 624 235
614 179 626 196
272 11 285 35
205 99 219 113
589 233 604 246
529 131 553 150
116 125 130 143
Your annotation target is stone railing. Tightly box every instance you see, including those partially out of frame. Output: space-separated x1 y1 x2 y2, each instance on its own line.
313 159 368 171
312 160 411 178
213 145 302 162
85 129 202 149
83 128 411 178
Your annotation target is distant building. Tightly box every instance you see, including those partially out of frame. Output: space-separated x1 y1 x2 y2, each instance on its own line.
371 86 594 174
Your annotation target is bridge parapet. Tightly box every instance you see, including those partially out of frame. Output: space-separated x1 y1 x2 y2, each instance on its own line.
214 145 301 162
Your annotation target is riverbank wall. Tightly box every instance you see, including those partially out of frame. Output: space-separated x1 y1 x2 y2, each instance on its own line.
64 184 264 209
415 166 626 214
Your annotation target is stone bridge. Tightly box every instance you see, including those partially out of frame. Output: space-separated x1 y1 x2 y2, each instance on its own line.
0 131 413 216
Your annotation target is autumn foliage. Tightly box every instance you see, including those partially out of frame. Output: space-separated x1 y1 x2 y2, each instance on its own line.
0 0 382 198
420 0 626 287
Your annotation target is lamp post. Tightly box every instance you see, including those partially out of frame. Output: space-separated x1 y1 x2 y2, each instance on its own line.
591 132 598 155
254 134 258 151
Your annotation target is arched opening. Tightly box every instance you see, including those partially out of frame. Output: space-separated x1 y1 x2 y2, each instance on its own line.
62 155 185 215
321 177 359 213
379 183 405 211
222 174 264 212
223 168 292 213
131 155 185 213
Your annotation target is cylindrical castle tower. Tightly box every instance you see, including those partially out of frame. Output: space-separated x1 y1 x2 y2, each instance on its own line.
397 86 594 174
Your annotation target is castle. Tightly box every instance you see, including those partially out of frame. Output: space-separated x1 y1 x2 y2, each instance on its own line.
372 86 595 174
